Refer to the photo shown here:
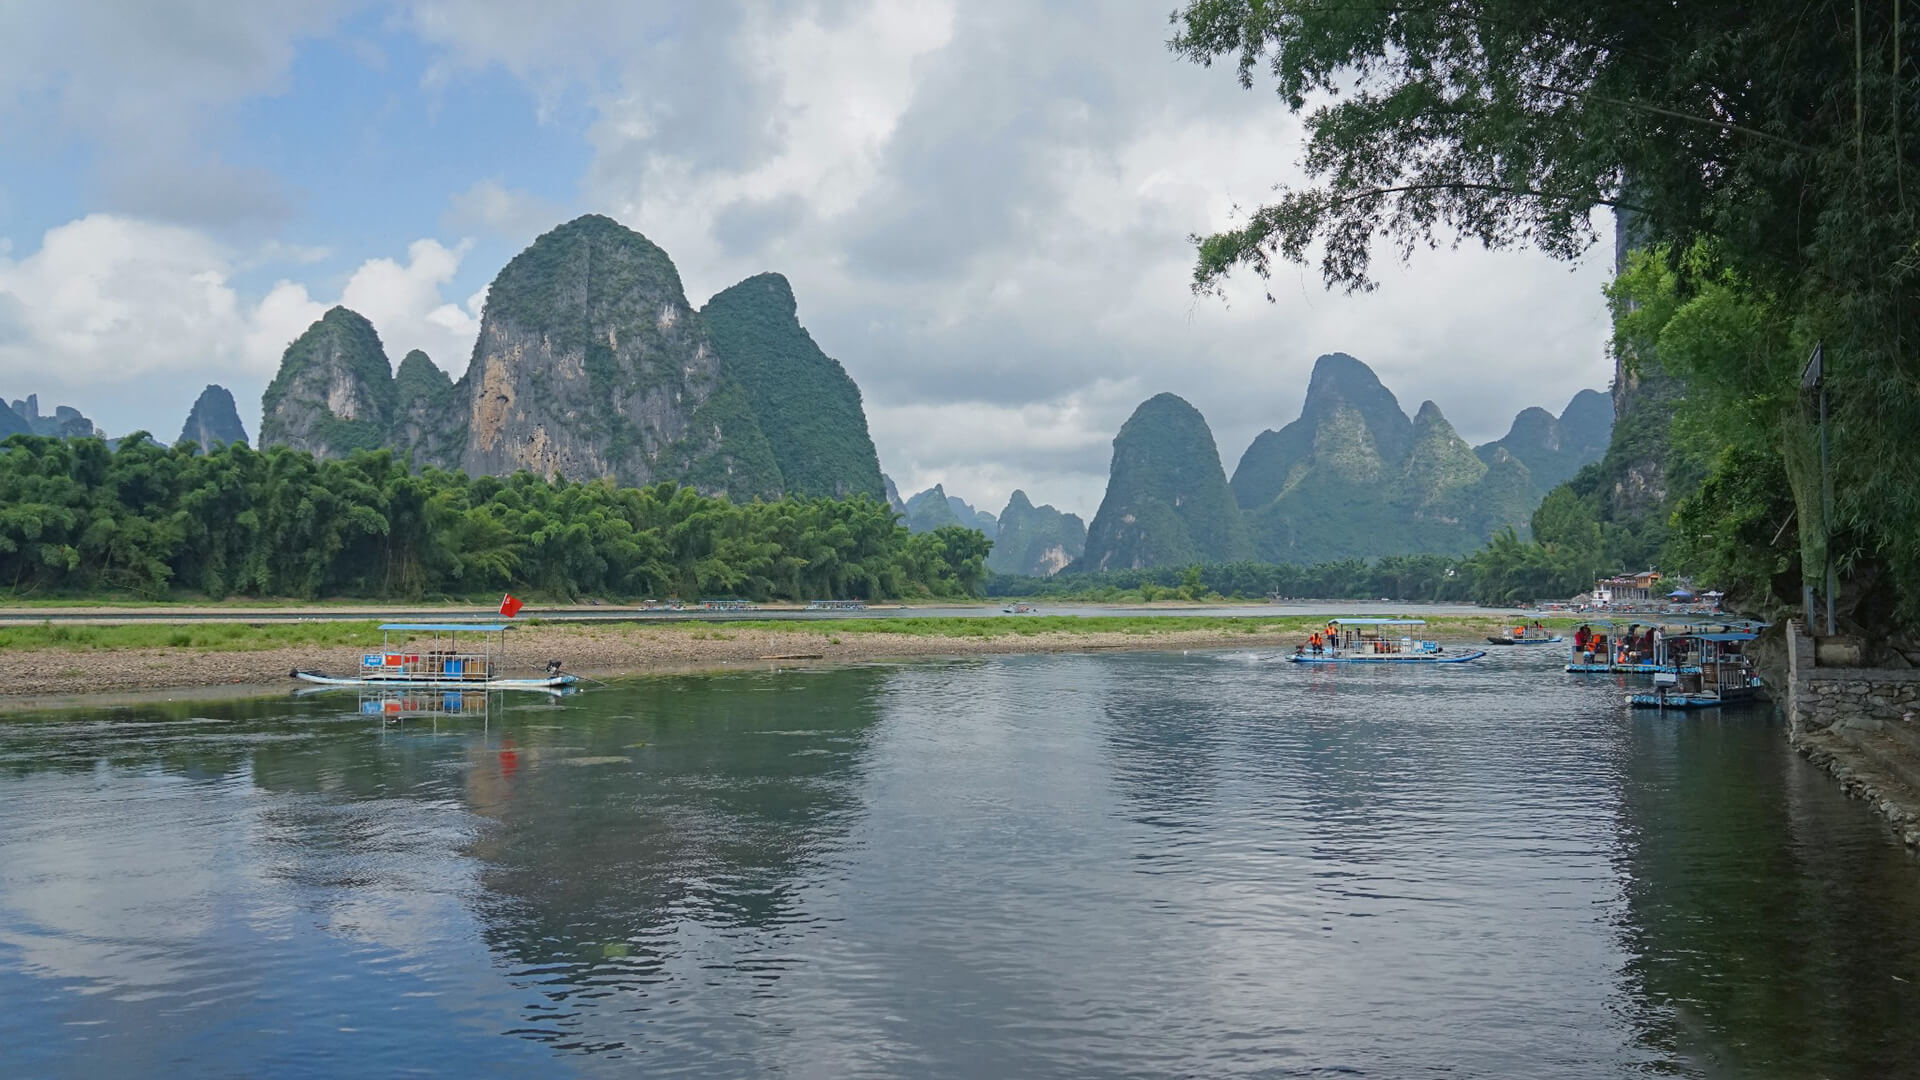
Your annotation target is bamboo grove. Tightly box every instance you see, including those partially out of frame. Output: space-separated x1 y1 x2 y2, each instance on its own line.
0 434 990 601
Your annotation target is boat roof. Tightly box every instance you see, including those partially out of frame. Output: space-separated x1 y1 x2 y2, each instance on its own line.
1673 631 1759 642
1328 618 1426 626
379 622 512 632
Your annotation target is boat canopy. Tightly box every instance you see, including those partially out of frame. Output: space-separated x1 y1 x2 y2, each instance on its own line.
1328 618 1426 626
378 623 512 633
1673 631 1760 642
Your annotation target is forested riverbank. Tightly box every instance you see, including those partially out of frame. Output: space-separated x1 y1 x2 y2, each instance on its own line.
0 436 989 603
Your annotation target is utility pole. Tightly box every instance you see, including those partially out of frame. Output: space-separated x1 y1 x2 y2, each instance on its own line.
1801 343 1837 635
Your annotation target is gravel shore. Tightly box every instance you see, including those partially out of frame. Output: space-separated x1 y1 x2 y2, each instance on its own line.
0 622 1324 703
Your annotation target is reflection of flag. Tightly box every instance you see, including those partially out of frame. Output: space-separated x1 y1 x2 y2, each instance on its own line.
499 593 524 618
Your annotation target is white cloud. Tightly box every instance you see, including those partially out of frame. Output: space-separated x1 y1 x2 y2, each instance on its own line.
339 238 481 371
0 216 484 438
0 215 251 380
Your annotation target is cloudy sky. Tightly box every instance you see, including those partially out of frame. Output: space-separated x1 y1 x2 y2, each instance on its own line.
0 1 1615 519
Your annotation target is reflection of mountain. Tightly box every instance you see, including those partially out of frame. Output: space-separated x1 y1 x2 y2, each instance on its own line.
459 668 889 1019
1610 722 1920 1074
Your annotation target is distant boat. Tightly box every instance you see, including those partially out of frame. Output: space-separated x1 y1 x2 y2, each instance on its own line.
806 599 867 611
1287 618 1486 664
1002 603 1038 614
1486 623 1563 646
292 623 578 691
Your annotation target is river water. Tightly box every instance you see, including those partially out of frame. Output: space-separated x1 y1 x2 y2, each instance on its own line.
1 649 1916 1078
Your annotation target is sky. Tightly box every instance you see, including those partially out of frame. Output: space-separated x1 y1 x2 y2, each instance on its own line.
0 0 1617 521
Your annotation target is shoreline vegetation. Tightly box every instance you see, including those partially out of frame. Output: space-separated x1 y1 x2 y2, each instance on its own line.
0 613 1565 702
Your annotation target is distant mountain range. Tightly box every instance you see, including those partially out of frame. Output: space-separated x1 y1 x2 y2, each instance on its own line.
887 480 1085 576
1219 354 1611 564
3 395 101 440
1070 356 1611 571
4 217 1608 579
902 484 998 538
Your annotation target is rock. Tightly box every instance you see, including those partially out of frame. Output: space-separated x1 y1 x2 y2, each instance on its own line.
989 490 1087 577
458 215 779 497
259 307 396 457
176 384 249 452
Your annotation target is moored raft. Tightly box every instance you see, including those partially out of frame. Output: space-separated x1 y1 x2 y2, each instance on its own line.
292 623 579 691
1625 630 1764 710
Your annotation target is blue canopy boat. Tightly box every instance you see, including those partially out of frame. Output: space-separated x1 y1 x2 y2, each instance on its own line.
1286 618 1486 664
1628 631 1763 709
1567 619 1694 675
292 623 578 691
1567 618 1764 675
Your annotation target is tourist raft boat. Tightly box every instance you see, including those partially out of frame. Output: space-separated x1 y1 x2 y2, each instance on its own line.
1287 618 1486 664
1486 623 1564 646
1628 631 1763 709
1564 620 1697 675
1564 619 1765 676
291 623 578 691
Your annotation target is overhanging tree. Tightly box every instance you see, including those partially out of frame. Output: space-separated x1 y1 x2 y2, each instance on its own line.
1172 0 1920 634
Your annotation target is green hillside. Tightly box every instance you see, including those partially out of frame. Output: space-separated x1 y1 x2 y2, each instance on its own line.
988 490 1086 576
1231 353 1610 560
1081 393 1253 570
702 272 886 499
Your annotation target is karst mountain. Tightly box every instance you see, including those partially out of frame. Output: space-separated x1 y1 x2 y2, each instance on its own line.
1080 393 1254 571
258 215 884 502
1229 354 1612 562
987 491 1086 577
903 485 998 538
177 385 249 452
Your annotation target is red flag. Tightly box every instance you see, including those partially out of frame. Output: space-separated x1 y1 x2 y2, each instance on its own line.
499 593 524 618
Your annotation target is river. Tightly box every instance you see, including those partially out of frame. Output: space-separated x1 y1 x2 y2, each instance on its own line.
1 648 1916 1077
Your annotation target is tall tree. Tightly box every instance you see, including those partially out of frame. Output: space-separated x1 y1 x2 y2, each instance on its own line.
1172 0 1920 632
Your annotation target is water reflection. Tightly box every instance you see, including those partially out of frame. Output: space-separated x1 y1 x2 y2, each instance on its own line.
1611 708 1920 1076
460 669 887 1057
0 653 1916 1077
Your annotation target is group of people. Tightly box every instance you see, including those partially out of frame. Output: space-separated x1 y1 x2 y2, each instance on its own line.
1572 623 1664 665
1302 626 1346 655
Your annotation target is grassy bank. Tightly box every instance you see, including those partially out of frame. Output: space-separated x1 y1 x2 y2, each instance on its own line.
0 613 1583 655
0 613 1588 700
0 621 386 652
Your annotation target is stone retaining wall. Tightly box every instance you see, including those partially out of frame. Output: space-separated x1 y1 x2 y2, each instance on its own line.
1784 619 1920 850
